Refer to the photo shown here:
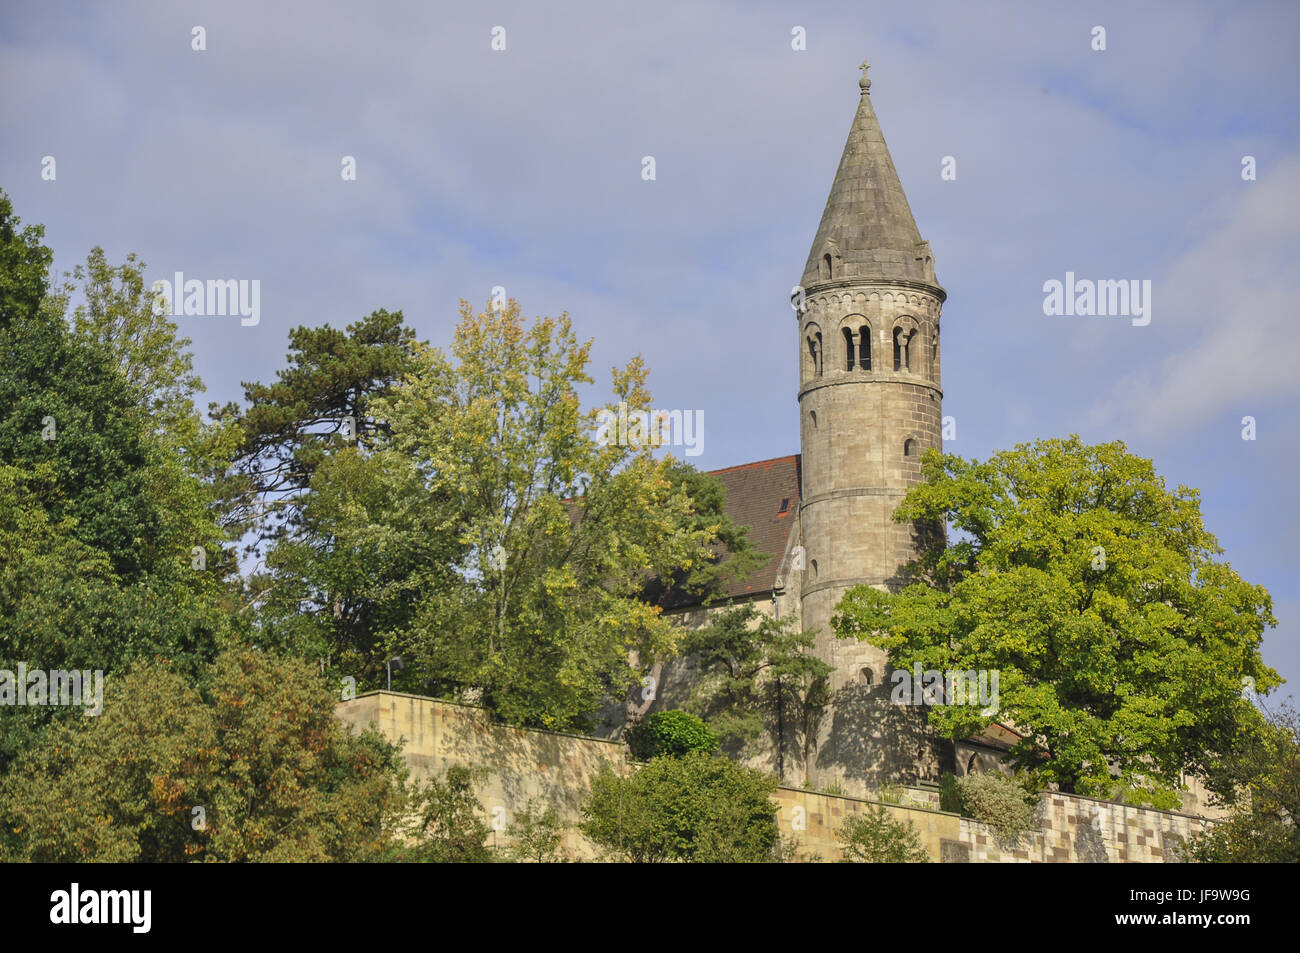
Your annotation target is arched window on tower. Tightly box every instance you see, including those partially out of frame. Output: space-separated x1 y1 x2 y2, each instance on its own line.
904 438 916 457
807 333 823 378
823 253 833 280
842 328 855 371
894 328 913 372
859 326 871 370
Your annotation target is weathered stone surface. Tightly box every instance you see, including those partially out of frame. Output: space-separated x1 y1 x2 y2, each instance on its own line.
338 692 1213 862
791 69 949 795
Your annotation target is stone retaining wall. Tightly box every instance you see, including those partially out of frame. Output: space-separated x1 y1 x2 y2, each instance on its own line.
338 691 1210 862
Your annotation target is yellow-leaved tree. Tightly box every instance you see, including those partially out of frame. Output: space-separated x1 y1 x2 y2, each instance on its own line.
369 299 721 730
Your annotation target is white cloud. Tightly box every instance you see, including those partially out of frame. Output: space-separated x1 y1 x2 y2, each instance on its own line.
1083 155 1300 440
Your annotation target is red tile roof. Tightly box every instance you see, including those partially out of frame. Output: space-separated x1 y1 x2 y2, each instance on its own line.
697 453 802 602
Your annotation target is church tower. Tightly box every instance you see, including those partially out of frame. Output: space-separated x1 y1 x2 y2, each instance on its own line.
793 63 947 791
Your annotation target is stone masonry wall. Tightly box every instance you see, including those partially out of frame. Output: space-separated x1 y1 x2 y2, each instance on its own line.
335 691 627 859
773 787 1208 863
796 285 948 796
337 690 1211 862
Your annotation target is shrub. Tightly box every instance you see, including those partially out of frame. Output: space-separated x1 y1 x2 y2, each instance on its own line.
956 771 1038 841
627 709 719 760
838 803 930 863
392 764 493 863
580 752 779 862
0 647 409 862
504 798 565 863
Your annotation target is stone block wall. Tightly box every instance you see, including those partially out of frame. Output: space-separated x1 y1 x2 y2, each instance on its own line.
957 793 1207 863
774 786 1209 862
337 690 1211 863
336 691 627 859
773 787 962 861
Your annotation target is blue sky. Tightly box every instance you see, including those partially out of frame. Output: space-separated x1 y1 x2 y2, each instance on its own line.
2 0 1297 695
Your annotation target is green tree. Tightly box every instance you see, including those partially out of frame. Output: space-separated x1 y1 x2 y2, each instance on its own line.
0 646 407 862
390 765 493 863
580 752 780 862
46 246 244 521
504 799 565 863
371 299 718 730
683 603 832 779
833 437 1278 807
216 309 427 670
1189 703 1300 862
650 460 765 606
48 247 201 434
838 803 931 863
256 445 460 676
0 209 166 577
0 195 240 775
214 308 418 551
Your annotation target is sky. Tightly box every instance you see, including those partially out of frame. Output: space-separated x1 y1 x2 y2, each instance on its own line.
2 0 1298 695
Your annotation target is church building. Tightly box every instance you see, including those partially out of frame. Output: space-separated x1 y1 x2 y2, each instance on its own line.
649 64 1015 796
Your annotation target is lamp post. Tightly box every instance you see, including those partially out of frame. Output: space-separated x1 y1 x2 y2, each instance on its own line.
386 655 405 691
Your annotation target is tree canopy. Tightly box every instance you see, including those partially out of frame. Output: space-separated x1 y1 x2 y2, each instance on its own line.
834 436 1278 807
1 647 407 862
0 195 241 777
1189 702 1300 862
682 603 832 779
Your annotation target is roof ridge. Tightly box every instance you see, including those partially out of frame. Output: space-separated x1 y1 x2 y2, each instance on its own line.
704 453 800 477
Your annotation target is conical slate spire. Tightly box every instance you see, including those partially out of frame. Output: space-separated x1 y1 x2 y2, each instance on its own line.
799 63 938 290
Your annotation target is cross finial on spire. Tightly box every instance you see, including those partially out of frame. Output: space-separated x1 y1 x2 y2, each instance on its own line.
858 60 871 93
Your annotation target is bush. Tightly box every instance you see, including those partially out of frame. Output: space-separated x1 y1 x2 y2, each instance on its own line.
505 799 565 863
627 709 719 760
956 771 1038 841
580 752 779 862
391 764 493 863
838 803 930 862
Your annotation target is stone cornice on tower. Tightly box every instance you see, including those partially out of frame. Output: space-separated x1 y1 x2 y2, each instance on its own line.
799 64 944 296
793 277 947 309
